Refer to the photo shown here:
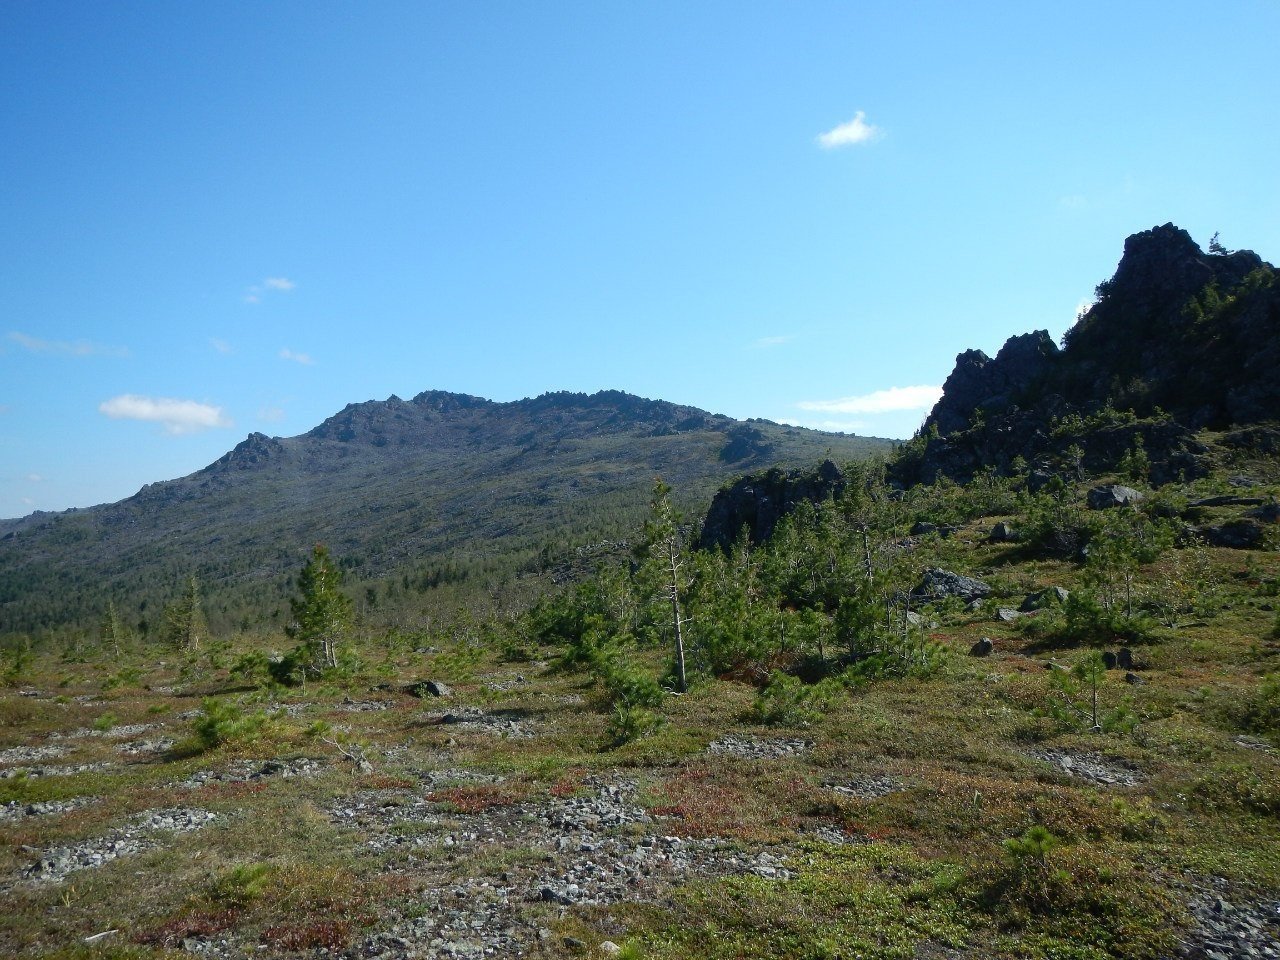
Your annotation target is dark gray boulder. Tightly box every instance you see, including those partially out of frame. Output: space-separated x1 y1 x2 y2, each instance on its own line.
1020 586 1070 612
970 637 994 657
988 522 1018 543
1199 519 1266 549
1087 485 1145 510
406 680 452 698
912 568 992 603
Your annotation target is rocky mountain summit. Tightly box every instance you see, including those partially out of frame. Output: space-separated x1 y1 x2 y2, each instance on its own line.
900 223 1279 486
0 390 887 636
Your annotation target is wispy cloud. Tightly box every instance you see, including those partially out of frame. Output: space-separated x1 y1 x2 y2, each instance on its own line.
817 111 882 149
8 331 129 358
798 384 942 415
778 416 869 433
257 406 286 423
751 335 792 349
244 276 296 303
26 473 43 482
98 395 232 435
279 348 314 366
209 337 233 355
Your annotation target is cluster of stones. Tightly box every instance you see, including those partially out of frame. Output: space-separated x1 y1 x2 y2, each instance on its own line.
17 808 218 886
705 735 810 759
1030 749 1143 787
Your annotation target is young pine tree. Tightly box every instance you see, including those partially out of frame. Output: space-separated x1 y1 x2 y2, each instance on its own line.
287 545 352 673
162 576 207 651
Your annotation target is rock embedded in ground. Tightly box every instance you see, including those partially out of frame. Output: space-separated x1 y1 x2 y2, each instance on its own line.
823 775 902 800
1021 586 1070 611
912 568 992 603
706 735 810 759
988 521 1018 543
1087 484 1145 510
407 679 453 698
1031 749 1142 787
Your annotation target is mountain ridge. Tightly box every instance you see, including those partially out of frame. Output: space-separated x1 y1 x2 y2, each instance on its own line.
0 388 890 636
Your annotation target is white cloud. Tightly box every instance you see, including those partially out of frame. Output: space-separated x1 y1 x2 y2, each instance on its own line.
778 416 869 433
8 331 129 358
98 394 232 435
257 405 286 423
751 335 792 349
279 347 314 365
243 276 295 304
798 384 942 415
209 337 233 354
817 111 882 149
26 473 43 482
21 497 33 506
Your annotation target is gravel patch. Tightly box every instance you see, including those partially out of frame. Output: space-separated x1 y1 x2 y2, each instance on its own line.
337 698 392 712
823 775 903 800
348 779 794 959
0 796 98 823
0 762 114 780
19 808 218 885
0 744 67 765
116 738 176 756
177 757 323 788
707 735 810 759
1030 749 1142 786
52 723 158 741
1179 879 1280 959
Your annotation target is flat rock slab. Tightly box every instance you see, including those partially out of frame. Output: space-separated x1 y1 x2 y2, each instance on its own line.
1031 749 1142 786
436 708 535 739
707 735 811 759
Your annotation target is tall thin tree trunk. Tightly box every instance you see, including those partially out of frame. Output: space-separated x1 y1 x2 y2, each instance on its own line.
668 544 687 693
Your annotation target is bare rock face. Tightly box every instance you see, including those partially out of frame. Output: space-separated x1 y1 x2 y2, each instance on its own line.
697 459 845 552
926 331 1061 438
899 224 1278 489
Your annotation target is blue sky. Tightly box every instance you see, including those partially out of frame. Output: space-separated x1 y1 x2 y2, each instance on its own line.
3 1 1278 517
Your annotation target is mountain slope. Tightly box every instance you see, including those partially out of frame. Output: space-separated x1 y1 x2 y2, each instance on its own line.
0 390 890 636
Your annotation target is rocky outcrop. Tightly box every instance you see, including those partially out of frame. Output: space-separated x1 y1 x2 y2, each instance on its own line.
925 331 1060 437
899 224 1278 487
697 460 845 552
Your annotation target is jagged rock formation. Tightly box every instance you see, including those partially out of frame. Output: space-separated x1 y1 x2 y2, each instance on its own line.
899 224 1279 485
696 460 846 552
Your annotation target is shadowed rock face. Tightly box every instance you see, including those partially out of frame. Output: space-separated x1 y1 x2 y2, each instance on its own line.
696 460 845 553
900 223 1279 486
926 331 1060 438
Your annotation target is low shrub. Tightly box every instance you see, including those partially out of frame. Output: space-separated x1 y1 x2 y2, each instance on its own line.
190 697 272 751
